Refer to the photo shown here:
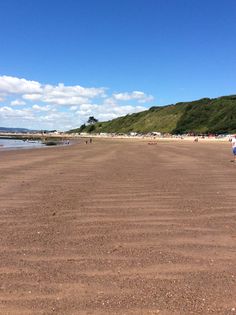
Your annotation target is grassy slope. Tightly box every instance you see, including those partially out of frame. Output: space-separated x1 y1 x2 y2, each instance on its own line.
69 95 236 134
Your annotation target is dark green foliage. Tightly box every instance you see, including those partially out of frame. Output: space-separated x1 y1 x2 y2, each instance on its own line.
87 116 98 125
68 95 236 134
173 97 236 134
87 124 95 132
79 123 86 131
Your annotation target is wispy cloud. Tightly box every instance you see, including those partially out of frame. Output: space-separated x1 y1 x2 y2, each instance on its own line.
10 99 26 106
32 104 52 112
113 91 154 103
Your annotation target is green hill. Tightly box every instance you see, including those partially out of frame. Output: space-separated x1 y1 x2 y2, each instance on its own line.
69 95 236 134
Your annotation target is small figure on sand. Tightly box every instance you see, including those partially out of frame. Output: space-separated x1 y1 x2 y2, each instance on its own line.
89 138 92 144
230 135 236 162
85 140 88 144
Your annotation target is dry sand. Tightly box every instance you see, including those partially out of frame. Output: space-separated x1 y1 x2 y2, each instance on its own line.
0 139 235 315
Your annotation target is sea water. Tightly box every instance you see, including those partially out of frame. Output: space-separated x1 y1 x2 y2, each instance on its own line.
0 138 44 150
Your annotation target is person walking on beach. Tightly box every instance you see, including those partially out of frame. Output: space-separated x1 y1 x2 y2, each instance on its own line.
231 135 236 162
89 138 92 144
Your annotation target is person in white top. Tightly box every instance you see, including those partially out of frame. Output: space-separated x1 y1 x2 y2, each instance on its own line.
231 135 236 162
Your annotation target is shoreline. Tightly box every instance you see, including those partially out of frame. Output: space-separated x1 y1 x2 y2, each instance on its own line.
0 138 76 152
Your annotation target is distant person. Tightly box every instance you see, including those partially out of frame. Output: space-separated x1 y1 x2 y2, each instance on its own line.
85 140 88 144
90 138 92 144
231 135 236 162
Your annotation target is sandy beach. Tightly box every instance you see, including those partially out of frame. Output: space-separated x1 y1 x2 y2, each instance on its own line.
0 139 236 315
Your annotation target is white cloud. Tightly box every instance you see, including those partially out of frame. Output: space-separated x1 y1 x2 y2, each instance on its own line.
0 105 67 130
0 102 146 131
0 75 105 106
23 94 42 101
0 106 35 120
70 106 78 111
0 75 42 94
103 97 117 106
75 103 97 116
0 75 155 130
10 99 26 106
23 82 106 106
32 104 51 112
113 91 154 103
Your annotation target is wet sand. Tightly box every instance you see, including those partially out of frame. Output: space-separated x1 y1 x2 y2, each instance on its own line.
0 139 235 315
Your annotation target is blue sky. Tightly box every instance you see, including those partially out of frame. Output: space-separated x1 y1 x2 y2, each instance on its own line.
0 0 235 130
